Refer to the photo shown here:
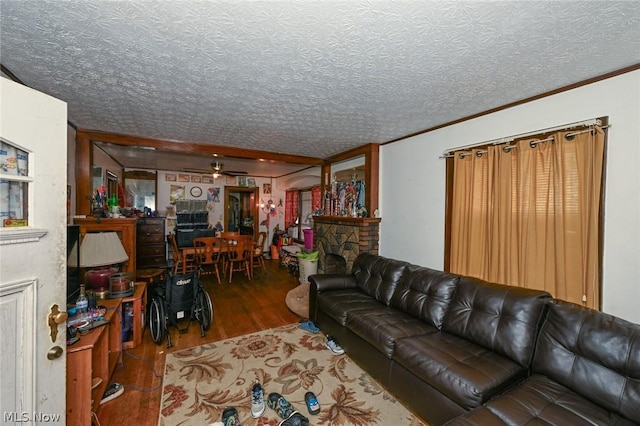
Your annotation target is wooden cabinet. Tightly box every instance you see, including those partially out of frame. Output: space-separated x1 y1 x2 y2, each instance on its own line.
74 217 138 277
136 217 166 269
66 298 122 425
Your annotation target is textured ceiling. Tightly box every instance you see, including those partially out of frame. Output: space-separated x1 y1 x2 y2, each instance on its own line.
1 1 639 175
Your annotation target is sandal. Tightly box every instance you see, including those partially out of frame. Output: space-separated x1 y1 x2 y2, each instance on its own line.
304 391 320 415
299 319 319 333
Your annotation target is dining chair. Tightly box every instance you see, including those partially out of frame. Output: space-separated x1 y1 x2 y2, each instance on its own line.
226 235 252 283
251 231 267 276
168 233 197 274
193 236 223 284
219 231 240 274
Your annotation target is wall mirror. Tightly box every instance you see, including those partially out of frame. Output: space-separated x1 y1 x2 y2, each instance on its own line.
331 155 365 183
322 143 379 216
123 170 157 211
224 186 258 236
92 166 103 191
106 170 118 200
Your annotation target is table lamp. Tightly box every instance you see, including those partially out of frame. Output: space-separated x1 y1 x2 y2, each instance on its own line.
79 232 129 299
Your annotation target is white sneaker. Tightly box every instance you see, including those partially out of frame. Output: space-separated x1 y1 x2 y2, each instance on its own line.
325 338 345 355
100 382 124 405
251 382 266 418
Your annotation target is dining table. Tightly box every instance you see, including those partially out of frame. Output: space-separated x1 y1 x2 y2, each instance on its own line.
179 235 255 278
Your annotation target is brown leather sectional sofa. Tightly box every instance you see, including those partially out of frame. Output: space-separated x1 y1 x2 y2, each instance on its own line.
309 253 640 425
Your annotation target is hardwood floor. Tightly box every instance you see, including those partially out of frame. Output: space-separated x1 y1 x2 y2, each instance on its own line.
93 258 301 426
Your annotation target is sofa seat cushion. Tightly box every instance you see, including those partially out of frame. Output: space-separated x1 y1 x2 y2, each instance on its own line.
345 307 439 358
445 374 638 426
394 332 526 410
316 289 386 326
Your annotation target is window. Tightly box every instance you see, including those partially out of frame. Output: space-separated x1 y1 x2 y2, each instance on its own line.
445 120 607 309
1 139 30 228
286 186 321 242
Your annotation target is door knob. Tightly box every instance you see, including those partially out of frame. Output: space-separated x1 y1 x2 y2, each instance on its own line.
47 346 64 360
48 304 68 343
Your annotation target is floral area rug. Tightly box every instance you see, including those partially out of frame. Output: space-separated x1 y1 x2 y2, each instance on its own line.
159 323 427 425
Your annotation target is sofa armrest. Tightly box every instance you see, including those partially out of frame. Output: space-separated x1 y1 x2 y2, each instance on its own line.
308 274 357 322
309 274 357 292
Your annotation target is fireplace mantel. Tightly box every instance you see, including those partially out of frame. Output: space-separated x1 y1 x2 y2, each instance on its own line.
313 215 381 273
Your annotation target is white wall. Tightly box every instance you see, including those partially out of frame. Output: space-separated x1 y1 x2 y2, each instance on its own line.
380 70 640 324
154 170 286 244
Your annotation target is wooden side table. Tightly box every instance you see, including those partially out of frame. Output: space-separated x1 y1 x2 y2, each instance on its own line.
121 282 147 350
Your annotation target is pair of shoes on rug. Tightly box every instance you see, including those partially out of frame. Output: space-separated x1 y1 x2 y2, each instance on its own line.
221 406 241 426
267 392 309 426
325 335 345 355
299 319 319 333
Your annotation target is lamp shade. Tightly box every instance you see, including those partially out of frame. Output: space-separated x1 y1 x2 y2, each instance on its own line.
79 232 129 267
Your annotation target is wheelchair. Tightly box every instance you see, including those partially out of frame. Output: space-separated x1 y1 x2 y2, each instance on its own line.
148 270 213 348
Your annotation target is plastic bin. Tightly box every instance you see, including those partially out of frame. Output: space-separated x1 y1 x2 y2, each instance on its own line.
297 251 319 284
303 228 314 250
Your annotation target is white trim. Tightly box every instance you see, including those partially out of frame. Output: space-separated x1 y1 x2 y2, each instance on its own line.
0 227 48 244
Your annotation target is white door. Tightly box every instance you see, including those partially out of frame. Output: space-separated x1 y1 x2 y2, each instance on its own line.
0 78 68 423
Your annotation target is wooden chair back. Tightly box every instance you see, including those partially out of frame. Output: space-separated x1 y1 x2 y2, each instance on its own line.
169 232 197 274
255 231 267 255
226 235 253 282
193 236 223 265
193 236 223 284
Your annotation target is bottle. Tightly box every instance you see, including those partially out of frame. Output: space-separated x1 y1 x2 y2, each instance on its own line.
75 283 89 322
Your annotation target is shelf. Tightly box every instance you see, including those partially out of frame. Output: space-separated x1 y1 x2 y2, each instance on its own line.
121 282 147 350
313 216 381 224
66 297 121 425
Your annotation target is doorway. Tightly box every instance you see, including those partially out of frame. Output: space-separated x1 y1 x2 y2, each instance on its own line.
224 186 258 236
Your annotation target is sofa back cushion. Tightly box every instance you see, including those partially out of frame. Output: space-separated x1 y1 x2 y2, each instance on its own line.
533 300 640 424
389 265 460 329
442 276 551 367
352 253 408 306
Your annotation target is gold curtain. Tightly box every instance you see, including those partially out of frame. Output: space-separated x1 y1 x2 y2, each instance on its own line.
450 126 605 308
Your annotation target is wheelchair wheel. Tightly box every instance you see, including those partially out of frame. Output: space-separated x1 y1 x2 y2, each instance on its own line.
149 297 165 345
195 289 213 331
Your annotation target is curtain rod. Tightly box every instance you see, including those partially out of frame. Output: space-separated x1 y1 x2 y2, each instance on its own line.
440 118 603 158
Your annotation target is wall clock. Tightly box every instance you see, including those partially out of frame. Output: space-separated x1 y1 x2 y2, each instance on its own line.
190 186 202 197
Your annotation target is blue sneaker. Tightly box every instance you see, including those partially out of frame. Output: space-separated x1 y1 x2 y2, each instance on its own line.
325 337 345 355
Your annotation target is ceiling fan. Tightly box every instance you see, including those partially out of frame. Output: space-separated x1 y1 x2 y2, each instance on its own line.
207 161 248 178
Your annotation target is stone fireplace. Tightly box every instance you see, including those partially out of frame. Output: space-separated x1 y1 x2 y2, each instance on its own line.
313 216 381 273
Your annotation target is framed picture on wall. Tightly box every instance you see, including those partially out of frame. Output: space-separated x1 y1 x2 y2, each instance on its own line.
263 183 271 194
191 175 202 183
247 178 256 187
238 176 247 187
178 173 190 183
202 175 214 184
170 185 185 202
165 173 177 182
225 175 236 185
